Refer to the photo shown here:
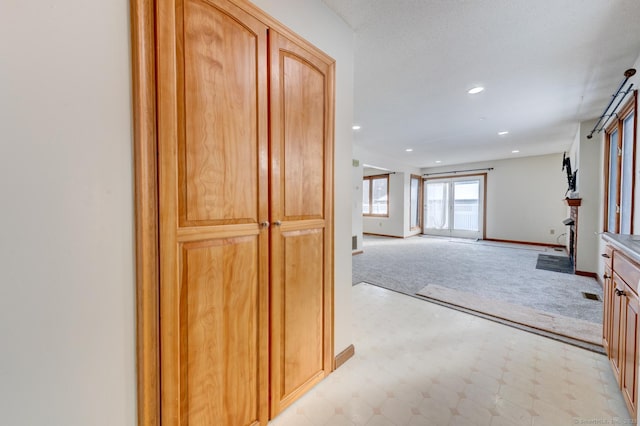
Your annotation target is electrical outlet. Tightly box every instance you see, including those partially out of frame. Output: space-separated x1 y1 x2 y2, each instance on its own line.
549 228 555 235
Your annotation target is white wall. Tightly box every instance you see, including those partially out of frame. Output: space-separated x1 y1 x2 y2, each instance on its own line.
0 1 354 425
251 0 355 356
572 118 601 274
1 2 136 426
422 154 568 245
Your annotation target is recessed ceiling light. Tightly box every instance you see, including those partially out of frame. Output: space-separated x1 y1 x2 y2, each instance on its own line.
498 131 509 136
405 148 413 152
352 125 361 130
468 86 484 94
512 150 520 154
435 160 442 164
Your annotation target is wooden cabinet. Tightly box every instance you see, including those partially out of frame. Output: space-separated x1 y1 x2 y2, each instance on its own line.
268 30 335 416
622 288 639 412
602 261 613 354
602 246 639 418
155 0 335 424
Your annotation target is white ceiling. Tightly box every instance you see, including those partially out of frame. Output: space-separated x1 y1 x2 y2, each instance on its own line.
321 0 640 168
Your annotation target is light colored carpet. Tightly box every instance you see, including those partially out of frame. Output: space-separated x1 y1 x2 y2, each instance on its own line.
416 284 602 346
353 235 603 323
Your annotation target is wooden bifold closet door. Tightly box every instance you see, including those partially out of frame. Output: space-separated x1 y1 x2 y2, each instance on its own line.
155 0 334 424
268 29 334 416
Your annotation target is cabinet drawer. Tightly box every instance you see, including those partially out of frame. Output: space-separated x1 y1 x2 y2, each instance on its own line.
602 245 614 268
614 251 640 295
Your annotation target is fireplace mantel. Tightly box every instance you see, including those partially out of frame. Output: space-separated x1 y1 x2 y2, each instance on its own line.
564 197 582 207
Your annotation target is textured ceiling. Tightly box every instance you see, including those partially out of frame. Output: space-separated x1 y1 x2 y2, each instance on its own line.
322 0 640 168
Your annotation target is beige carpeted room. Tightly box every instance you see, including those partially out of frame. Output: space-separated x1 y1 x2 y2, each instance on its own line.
353 235 604 349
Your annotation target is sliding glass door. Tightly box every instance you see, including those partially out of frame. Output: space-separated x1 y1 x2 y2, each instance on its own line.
424 175 484 239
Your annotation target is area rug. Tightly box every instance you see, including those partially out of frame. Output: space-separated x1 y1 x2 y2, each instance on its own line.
416 284 601 347
536 253 573 274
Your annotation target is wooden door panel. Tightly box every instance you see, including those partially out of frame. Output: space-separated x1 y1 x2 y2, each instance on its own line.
603 265 613 353
269 29 335 417
180 237 261 426
623 290 639 416
181 0 267 226
281 229 324 396
157 0 270 424
270 228 326 412
611 274 624 383
270 30 333 223
281 55 325 219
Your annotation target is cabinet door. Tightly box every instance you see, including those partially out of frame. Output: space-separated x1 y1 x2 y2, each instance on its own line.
622 286 639 417
611 274 625 383
156 0 269 424
603 265 614 354
268 29 335 416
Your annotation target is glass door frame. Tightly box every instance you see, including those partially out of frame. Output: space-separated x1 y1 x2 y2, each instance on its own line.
422 173 487 239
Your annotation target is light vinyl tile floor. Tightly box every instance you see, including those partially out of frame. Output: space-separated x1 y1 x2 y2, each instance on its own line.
269 283 631 426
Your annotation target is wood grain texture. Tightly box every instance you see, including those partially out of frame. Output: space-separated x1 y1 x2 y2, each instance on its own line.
282 229 324 395
157 0 269 424
622 287 639 417
137 1 336 424
603 264 613 354
334 344 355 370
614 251 640 294
611 273 624 384
282 54 325 219
130 0 160 424
180 0 266 226
156 0 181 423
180 237 262 426
269 28 335 417
603 246 640 419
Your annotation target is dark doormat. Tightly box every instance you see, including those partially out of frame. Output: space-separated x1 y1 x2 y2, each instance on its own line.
536 254 573 274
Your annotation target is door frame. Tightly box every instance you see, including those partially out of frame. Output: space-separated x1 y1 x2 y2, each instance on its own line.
422 173 488 240
410 174 423 232
131 1 160 425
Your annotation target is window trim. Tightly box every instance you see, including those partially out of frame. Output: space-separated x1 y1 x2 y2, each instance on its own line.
410 174 423 231
603 90 637 234
363 174 390 217
423 172 488 239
